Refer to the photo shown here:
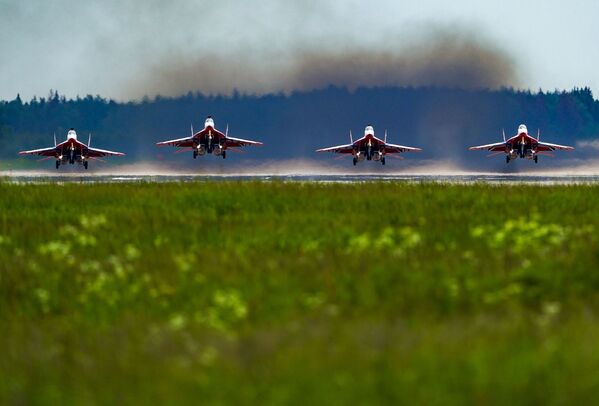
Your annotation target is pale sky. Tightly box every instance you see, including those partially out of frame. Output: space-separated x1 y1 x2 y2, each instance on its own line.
1 0 598 100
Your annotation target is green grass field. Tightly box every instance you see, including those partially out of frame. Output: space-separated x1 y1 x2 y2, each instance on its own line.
1 181 599 404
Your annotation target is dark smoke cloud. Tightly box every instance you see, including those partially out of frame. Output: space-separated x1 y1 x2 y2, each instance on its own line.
291 33 518 91
126 28 520 98
0 1 521 100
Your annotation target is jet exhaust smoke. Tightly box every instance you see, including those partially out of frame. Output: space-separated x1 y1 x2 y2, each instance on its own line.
126 29 520 98
1 1 522 100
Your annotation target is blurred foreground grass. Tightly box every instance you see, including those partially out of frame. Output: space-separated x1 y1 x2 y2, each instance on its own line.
1 181 599 404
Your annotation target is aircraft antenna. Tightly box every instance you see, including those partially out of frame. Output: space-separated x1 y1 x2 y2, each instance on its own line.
502 128 506 142
349 130 353 143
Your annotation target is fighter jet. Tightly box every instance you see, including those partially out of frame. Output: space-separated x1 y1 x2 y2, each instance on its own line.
156 116 263 159
469 124 574 163
316 125 422 165
18 128 125 169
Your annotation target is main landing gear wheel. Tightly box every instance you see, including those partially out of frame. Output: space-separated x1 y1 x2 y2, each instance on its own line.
222 151 226 159
84 161 89 170
506 155 510 164
353 157 357 166
56 161 60 169
193 150 198 159
381 157 386 166
534 155 538 163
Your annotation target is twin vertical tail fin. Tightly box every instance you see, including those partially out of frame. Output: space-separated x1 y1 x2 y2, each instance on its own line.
53 132 57 147
502 129 506 142
88 133 92 148
537 129 540 141
191 123 194 136
226 124 229 138
384 130 388 143
349 130 353 144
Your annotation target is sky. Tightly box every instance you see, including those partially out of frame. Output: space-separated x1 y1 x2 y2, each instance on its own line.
1 0 598 101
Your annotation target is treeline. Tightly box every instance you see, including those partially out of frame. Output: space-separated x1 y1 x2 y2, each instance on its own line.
1 87 598 164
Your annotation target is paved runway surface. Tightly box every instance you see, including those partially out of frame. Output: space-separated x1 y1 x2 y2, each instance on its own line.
4 173 599 184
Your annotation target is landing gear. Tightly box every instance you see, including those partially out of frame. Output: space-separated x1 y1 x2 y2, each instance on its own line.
56 160 60 169
84 161 88 170
353 157 357 166
381 157 386 166
534 155 538 164
506 155 510 164
193 150 198 159
222 151 226 159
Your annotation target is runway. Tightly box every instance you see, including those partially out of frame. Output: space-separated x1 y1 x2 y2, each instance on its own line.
4 173 599 185
5 159 599 184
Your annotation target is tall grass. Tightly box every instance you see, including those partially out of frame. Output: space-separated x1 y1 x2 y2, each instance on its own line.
1 181 599 404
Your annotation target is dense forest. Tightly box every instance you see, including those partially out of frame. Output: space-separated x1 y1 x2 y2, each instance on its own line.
1 87 598 168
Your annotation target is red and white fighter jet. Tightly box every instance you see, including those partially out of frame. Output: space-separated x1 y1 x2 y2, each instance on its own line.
316 125 422 165
469 124 574 163
156 116 263 159
19 128 125 169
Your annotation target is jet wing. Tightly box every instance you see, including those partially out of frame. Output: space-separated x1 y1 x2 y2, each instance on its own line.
224 136 263 148
316 143 354 154
87 147 126 157
156 136 195 148
18 147 58 157
468 141 507 152
537 141 574 152
384 143 422 154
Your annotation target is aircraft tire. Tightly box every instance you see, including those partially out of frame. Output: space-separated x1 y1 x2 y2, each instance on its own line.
56 161 60 169
222 151 226 159
84 161 89 170
381 157 386 166
506 155 510 164
534 155 538 163
193 150 198 159
353 157 357 166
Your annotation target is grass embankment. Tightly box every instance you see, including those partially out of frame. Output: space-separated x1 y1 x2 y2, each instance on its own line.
1 181 599 404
